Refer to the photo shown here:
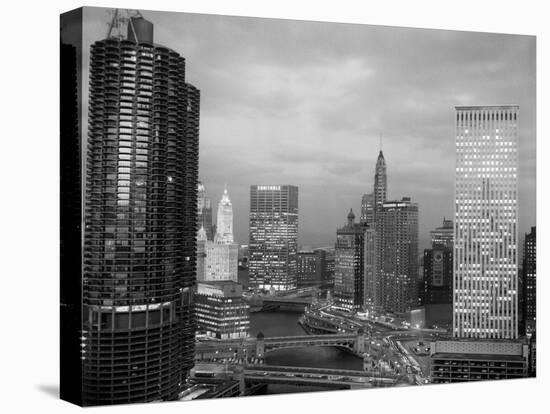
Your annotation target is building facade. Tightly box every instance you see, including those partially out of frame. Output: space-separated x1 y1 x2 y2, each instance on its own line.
205 187 239 282
195 282 250 339
198 182 214 241
363 226 377 309
454 105 519 340
522 226 536 335
430 218 454 249
377 198 419 314
430 339 528 383
421 219 454 306
249 185 299 291
81 16 199 405
334 209 366 312
360 192 375 225
197 226 207 282
214 186 234 244
373 150 387 221
297 250 320 287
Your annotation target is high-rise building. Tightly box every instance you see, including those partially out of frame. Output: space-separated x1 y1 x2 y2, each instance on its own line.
297 250 319 287
81 16 199 405
334 209 366 312
377 197 419 313
422 219 454 306
313 247 335 285
360 192 375 225
431 105 526 383
205 187 238 282
198 182 214 240
373 151 387 221
249 185 299 291
522 226 536 334
195 282 250 340
313 248 328 284
215 186 234 243
453 105 519 340
197 226 207 282
363 226 377 308
297 249 326 287
430 218 454 249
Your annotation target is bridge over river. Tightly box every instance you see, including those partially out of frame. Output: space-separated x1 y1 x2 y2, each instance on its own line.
244 364 401 388
195 332 368 361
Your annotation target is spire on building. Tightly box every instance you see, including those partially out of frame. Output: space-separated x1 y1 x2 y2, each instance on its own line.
214 185 234 244
347 208 355 226
374 149 387 221
197 225 207 241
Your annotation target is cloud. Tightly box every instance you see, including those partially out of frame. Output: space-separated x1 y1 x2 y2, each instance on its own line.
82 7 536 249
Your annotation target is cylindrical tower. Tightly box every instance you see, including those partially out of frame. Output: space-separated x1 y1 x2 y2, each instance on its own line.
82 23 199 405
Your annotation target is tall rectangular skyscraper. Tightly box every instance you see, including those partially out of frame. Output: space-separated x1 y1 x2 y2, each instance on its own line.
454 105 519 340
377 197 419 313
334 210 366 311
249 185 298 291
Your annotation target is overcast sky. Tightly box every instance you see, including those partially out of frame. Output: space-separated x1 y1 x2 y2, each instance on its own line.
82 7 536 250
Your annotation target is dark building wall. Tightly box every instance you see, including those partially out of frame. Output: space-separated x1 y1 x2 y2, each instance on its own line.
522 227 536 334
334 212 366 311
377 199 418 313
60 8 83 406
421 248 453 305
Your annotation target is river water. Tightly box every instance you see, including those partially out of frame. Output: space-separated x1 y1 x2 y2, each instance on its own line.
249 310 362 394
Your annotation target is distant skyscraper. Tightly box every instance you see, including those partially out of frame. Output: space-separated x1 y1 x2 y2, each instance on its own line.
197 226 207 282
249 185 298 291
205 187 238 282
377 197 419 313
430 218 454 249
81 16 199 404
334 209 366 312
360 192 375 225
297 250 319 287
522 226 536 334
373 151 387 221
363 226 377 308
422 219 453 306
198 182 214 240
454 105 519 340
214 186 234 244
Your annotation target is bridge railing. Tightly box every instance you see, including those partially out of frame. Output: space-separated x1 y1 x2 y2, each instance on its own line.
263 333 357 342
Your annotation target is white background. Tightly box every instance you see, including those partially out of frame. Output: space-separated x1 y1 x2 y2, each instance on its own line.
0 0 546 412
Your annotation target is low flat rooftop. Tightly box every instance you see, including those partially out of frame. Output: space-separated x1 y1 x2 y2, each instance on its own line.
431 352 526 362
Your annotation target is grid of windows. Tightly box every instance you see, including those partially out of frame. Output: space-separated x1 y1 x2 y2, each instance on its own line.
195 285 250 340
376 199 419 313
249 185 298 291
453 106 519 340
334 211 365 312
360 192 375 225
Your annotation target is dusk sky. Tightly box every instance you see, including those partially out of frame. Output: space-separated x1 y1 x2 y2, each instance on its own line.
82 7 536 250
